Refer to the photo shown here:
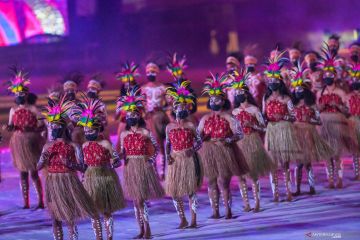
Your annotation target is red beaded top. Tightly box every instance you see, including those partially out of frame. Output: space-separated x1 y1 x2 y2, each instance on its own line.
124 132 149 156
234 110 257 135
319 93 342 113
169 128 194 151
48 141 76 173
294 105 315 123
83 142 111 166
203 114 232 139
13 108 37 131
349 94 360 116
266 100 287 122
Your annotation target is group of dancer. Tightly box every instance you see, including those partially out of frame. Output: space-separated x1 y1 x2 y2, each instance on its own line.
3 34 360 239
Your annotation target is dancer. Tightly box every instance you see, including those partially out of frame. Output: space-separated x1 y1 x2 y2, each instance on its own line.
346 62 360 180
316 43 354 189
143 61 170 180
263 51 301 202
118 86 164 239
198 72 248 219
290 62 334 195
230 68 274 212
37 96 103 240
303 51 323 93
225 53 242 106
165 79 203 228
5 68 45 209
244 54 266 106
73 95 126 240
115 62 141 152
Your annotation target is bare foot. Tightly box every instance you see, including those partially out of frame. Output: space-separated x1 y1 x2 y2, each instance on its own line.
243 205 251 212
225 208 232 219
177 218 188 229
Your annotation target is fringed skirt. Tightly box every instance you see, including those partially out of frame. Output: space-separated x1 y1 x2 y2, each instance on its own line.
83 167 126 215
123 155 164 201
198 140 248 179
265 121 302 167
295 122 335 164
236 133 274 180
46 172 98 224
145 110 169 142
348 116 360 155
318 112 356 156
165 149 203 198
9 131 44 172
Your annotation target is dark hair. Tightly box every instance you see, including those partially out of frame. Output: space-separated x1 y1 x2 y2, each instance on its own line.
227 52 243 64
206 98 231 111
264 80 290 100
329 34 340 41
304 50 320 59
125 117 146 130
234 91 258 108
26 92 38 105
291 88 316 106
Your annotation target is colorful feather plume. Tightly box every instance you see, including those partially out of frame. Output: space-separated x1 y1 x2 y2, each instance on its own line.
116 62 140 83
264 50 288 79
202 72 231 97
7 67 30 94
167 53 187 79
116 85 145 114
166 79 196 107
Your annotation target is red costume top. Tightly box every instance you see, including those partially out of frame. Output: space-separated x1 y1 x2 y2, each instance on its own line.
169 128 194 151
266 100 288 122
124 132 149 156
319 93 342 113
234 110 257 135
47 141 76 173
294 105 315 123
349 94 360 116
83 142 111 166
203 114 232 139
13 108 37 131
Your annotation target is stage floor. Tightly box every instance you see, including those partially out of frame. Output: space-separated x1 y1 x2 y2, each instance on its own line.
0 149 360 240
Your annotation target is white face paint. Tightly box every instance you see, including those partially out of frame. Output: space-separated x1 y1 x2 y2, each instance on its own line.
143 86 165 111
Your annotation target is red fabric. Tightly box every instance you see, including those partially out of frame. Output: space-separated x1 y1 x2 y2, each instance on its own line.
124 132 149 156
203 114 231 139
234 110 257 135
349 94 360 116
169 128 194 151
266 100 287 122
48 141 76 173
294 105 315 123
13 108 37 131
83 142 111 166
319 93 342 113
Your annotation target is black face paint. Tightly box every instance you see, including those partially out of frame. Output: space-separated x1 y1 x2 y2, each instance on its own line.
246 66 255 73
210 104 222 111
295 91 304 99
147 75 156 82
269 82 280 91
324 77 334 86
310 62 318 72
66 92 76 101
126 118 138 127
177 110 189 119
15 96 26 105
352 82 360 90
235 94 246 104
87 91 97 99
85 133 98 141
51 127 64 139
351 54 359 63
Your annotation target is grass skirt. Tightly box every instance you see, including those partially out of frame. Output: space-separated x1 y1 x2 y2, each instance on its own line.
295 122 335 164
265 121 302 167
348 116 360 155
9 131 44 172
198 140 248 179
236 133 274 180
165 149 203 198
84 167 126 215
123 155 164 201
46 172 98 223
318 113 356 156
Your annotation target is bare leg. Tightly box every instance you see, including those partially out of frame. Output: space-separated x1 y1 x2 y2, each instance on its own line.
30 170 44 209
133 202 144 239
172 198 188 229
269 171 279 202
284 162 292 201
91 218 103 240
293 164 303 196
189 193 198 228
326 158 335 189
67 222 79 240
238 176 251 212
306 163 316 194
334 157 343 189
207 178 220 219
140 201 151 239
104 213 114 240
52 219 63 240
252 179 260 212
20 171 30 209
218 177 232 219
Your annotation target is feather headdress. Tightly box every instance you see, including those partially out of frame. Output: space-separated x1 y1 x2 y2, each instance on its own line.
72 93 104 128
7 67 30 94
264 50 288 80
318 42 340 74
116 62 139 83
348 63 360 80
202 72 231 98
116 85 145 114
167 53 187 79
166 79 195 108
290 61 311 89
42 95 73 125
229 67 251 91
